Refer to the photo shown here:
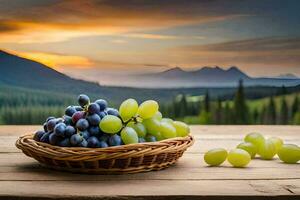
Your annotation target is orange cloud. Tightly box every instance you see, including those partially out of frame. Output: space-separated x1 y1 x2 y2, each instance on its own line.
0 0 244 43
15 51 94 70
0 20 130 43
9 50 155 72
121 33 206 40
124 33 181 40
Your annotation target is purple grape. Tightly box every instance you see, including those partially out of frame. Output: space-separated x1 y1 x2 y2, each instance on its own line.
63 115 73 126
46 119 57 132
106 108 119 117
78 94 90 107
95 99 108 111
43 123 48 132
108 134 122 146
88 103 100 114
65 106 77 117
54 123 66 137
79 130 90 140
65 126 76 137
49 133 59 145
58 138 71 147
99 141 108 148
40 132 51 143
79 139 88 147
70 134 83 146
87 136 100 148
76 119 89 131
46 116 55 122
33 130 45 141
88 126 100 136
98 111 107 119
72 111 85 124
86 113 100 126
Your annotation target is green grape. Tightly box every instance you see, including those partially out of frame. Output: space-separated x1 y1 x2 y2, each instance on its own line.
137 100 159 119
155 132 164 141
258 139 277 160
142 117 160 135
153 111 162 121
99 115 123 134
121 127 138 144
277 144 300 164
244 132 265 151
204 148 227 166
173 121 190 137
127 122 147 138
227 149 251 167
119 98 138 122
161 118 173 124
269 137 283 153
159 122 177 139
236 142 257 158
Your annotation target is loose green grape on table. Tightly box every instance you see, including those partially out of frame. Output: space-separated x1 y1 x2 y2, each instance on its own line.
204 132 299 168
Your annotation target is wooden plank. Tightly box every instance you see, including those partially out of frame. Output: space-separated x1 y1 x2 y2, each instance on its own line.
1 136 300 153
0 165 299 181
2 152 299 169
0 153 299 181
0 180 298 199
0 125 40 136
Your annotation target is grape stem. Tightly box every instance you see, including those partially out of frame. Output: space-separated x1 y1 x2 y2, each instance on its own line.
123 116 141 127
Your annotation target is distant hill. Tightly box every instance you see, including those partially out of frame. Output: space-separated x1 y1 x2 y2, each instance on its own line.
0 50 188 103
156 66 249 81
1 50 300 104
0 50 93 92
276 73 299 79
138 66 300 88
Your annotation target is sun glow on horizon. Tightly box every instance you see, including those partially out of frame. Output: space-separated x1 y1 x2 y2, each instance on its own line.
15 51 94 70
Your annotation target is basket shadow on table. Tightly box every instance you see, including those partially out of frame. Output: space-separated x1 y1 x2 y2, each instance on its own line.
15 161 180 180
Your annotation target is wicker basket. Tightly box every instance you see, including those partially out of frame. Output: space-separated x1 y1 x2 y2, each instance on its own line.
16 134 194 174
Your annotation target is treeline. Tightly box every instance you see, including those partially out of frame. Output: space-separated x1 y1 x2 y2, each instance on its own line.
0 85 74 107
161 81 300 125
0 106 64 125
0 85 74 124
1 83 299 125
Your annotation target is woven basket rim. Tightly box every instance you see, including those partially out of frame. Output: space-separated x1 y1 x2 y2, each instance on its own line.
17 133 193 150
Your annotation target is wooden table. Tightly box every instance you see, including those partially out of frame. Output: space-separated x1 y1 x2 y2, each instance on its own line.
0 125 299 199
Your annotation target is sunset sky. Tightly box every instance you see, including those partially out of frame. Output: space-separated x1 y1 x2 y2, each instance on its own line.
1 0 300 85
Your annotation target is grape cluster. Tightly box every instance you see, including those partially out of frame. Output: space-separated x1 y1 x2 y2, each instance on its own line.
204 132 300 167
34 95 190 148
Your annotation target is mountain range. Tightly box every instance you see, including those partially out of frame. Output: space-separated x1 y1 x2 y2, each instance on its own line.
0 50 219 103
137 66 300 88
0 50 300 103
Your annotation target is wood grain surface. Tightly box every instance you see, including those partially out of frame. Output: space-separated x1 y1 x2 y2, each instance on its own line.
0 125 299 200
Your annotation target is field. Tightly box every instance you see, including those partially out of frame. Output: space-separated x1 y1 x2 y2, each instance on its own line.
248 92 300 111
182 91 300 125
